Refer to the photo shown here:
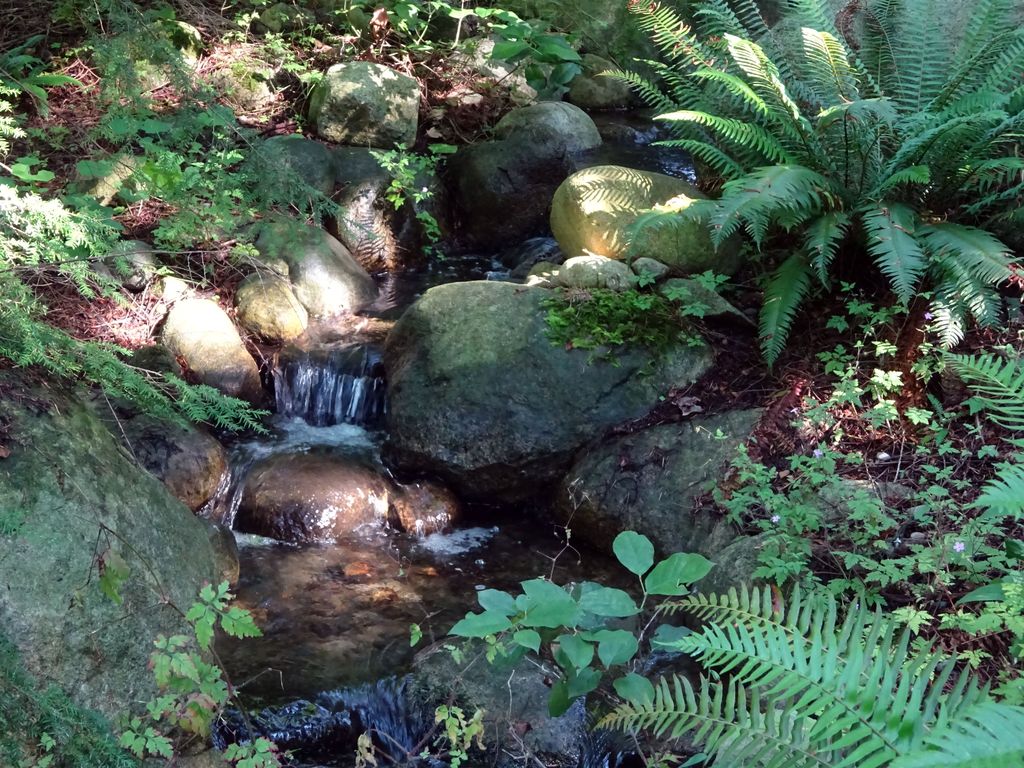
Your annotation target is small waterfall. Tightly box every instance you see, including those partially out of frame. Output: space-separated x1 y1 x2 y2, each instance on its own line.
274 343 387 427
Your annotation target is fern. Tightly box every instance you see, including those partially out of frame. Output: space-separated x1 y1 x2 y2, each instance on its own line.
759 252 813 364
948 353 1024 516
624 0 1023 364
601 586 1017 768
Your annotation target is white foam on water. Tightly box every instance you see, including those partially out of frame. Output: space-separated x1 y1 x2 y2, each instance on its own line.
415 526 498 556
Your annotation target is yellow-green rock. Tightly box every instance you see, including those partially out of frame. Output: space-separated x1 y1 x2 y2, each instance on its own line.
550 165 742 276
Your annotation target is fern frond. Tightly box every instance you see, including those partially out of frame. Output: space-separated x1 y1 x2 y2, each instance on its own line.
800 27 859 104
605 68 678 115
918 223 1014 287
655 138 745 180
860 203 926 303
891 702 1024 768
876 165 931 194
691 67 770 117
948 353 1024 433
656 110 793 164
600 675 831 768
759 252 813 365
972 462 1024 518
805 211 852 284
711 165 834 247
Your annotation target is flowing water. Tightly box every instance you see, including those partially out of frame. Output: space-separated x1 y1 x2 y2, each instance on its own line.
207 116 693 761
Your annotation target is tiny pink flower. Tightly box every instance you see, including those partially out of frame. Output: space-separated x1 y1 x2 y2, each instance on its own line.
953 540 966 553
924 312 934 321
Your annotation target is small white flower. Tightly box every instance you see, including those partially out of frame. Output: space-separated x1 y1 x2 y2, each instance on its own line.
812 448 824 459
770 514 781 524
954 540 966 553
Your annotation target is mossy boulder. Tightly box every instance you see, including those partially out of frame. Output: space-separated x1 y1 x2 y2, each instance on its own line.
309 62 420 148
235 273 309 343
261 135 338 197
567 54 634 111
550 165 743 275
161 298 263 401
384 281 714 502
551 254 634 290
0 378 222 719
493 102 602 156
557 409 762 555
446 138 571 250
255 220 378 316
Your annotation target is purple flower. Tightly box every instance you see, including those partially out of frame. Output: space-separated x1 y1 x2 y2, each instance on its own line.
924 312 934 321
812 448 825 459
770 514 781 524
953 540 966 553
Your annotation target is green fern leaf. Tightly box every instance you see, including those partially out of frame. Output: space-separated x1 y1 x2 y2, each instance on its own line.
860 204 926 303
891 702 1024 768
973 463 1024 517
759 252 813 365
805 211 852 284
918 223 1013 286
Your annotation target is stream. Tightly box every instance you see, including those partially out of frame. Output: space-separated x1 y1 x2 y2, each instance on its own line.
202 115 692 765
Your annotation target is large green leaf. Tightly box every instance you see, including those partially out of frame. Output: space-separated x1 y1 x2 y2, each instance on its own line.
645 553 713 596
578 585 640 618
517 579 581 628
613 531 655 576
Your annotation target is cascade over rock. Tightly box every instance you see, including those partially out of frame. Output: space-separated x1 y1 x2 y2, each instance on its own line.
161 298 263 401
0 377 224 719
556 409 762 556
550 165 742 275
383 281 714 502
308 62 419 148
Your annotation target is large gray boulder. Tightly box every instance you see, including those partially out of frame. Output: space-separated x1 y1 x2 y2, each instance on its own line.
567 54 634 111
235 273 309 343
550 165 743 275
308 61 420 148
493 102 602 156
255 220 378 316
161 298 262 401
260 135 337 197
557 410 761 556
0 378 223 720
447 138 571 251
384 281 714 502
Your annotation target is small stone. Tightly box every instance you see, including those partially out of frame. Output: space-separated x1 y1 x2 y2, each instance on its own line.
344 562 373 578
553 255 634 291
631 257 670 282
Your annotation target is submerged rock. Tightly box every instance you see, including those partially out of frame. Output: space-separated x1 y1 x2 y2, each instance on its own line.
389 480 462 536
234 453 392 543
384 281 713 502
557 409 761 555
161 298 262 401
0 376 222 720
308 61 420 148
550 165 742 275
